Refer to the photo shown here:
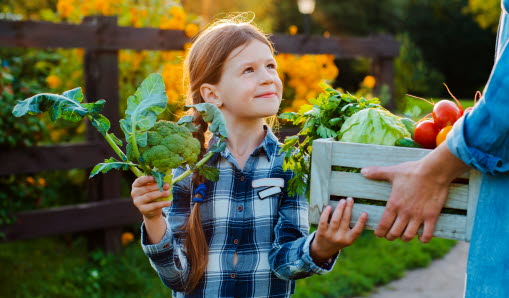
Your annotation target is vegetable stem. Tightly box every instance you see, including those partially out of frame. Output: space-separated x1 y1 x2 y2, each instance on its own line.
172 149 216 185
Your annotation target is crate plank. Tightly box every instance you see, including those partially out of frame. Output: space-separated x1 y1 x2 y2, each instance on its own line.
330 141 470 179
465 170 482 241
309 140 333 224
328 172 469 210
324 201 467 241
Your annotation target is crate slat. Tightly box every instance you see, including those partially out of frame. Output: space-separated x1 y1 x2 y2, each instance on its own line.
328 172 469 210
309 139 480 242
325 201 467 241
309 140 333 224
329 141 469 179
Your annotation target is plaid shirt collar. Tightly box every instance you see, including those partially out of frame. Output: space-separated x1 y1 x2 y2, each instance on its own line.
209 124 280 164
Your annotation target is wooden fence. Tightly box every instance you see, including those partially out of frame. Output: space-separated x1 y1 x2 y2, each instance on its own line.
0 15 399 252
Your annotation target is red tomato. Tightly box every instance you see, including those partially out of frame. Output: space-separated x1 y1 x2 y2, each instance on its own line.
432 100 462 128
414 120 440 149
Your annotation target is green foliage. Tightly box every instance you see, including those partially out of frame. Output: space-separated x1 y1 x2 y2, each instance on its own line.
463 0 501 32
12 73 227 194
278 83 381 197
0 231 455 297
294 230 456 297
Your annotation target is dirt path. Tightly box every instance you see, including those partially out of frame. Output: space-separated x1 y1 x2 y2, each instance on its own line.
365 241 469 298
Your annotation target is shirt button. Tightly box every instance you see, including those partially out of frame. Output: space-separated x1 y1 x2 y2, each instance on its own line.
230 273 236 279
237 206 243 212
240 176 245 182
234 239 239 245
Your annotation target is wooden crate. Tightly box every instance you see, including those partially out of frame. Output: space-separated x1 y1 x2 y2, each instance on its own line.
309 139 482 241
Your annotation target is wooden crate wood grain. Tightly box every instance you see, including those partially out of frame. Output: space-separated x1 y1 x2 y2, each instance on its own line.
309 139 482 241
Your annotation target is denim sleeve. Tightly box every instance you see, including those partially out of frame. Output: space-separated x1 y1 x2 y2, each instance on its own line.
140 167 192 292
446 39 509 175
269 186 338 280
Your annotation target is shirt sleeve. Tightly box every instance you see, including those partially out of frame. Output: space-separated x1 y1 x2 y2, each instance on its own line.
269 183 339 280
446 37 509 175
140 167 192 292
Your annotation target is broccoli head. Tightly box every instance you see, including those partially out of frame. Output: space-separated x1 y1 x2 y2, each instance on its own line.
127 120 201 172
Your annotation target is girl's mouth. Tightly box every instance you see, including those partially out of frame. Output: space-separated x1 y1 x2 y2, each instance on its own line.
255 92 276 98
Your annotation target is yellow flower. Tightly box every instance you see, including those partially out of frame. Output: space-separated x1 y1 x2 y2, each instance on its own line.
169 6 186 22
185 23 199 38
46 75 62 89
289 25 298 35
362 75 376 89
121 232 135 246
26 177 36 185
57 0 74 19
323 31 330 38
38 177 46 187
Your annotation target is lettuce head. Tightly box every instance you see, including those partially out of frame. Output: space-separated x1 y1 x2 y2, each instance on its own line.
338 108 411 146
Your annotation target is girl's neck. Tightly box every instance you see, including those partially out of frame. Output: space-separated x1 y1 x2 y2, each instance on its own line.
224 117 266 158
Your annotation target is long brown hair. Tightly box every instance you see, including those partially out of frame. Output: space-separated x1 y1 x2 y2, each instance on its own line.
181 17 275 293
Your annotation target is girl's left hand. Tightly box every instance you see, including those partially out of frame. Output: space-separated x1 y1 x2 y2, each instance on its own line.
310 197 368 263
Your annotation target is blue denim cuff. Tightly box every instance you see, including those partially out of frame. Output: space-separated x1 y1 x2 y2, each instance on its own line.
447 116 506 175
301 231 339 274
140 221 173 256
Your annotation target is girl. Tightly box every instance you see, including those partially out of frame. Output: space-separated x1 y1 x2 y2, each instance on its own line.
131 17 368 297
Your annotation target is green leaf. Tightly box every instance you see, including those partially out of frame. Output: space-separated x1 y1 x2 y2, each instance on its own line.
177 115 198 132
279 135 299 154
90 158 135 178
89 113 110 136
151 170 166 191
108 133 123 146
187 103 228 138
317 125 337 138
12 90 103 122
209 140 226 153
197 164 220 182
62 87 84 103
278 112 299 122
122 73 168 134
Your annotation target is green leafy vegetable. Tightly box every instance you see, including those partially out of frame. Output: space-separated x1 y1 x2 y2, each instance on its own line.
12 73 228 201
338 108 411 146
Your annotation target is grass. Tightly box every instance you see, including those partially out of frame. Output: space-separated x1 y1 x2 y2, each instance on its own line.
0 229 455 298
400 97 475 121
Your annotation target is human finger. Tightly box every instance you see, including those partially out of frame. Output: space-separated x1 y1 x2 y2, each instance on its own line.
374 204 397 238
385 216 409 241
419 218 437 243
361 166 394 182
317 205 333 234
339 197 354 229
139 200 172 215
401 219 422 242
136 190 171 205
349 212 368 240
132 181 170 198
132 176 155 188
329 199 346 231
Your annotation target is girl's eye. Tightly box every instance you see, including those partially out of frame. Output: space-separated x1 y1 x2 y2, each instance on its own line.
267 63 276 69
243 67 254 74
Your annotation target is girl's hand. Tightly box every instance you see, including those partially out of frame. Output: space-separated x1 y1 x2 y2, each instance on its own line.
310 197 368 264
131 176 172 220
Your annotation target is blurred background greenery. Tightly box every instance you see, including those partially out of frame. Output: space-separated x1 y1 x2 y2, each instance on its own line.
0 0 498 296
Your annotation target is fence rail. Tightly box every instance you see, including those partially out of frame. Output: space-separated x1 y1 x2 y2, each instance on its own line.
0 16 399 252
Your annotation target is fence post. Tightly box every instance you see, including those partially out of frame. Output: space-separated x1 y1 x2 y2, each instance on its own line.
83 15 123 253
372 56 396 110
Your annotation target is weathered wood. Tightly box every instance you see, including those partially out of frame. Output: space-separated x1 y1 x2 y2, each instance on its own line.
0 142 109 175
309 139 333 223
271 34 399 58
465 170 482 241
338 202 467 241
372 56 395 109
0 198 142 242
0 19 188 51
330 141 470 179
0 20 399 58
309 139 481 242
328 171 469 210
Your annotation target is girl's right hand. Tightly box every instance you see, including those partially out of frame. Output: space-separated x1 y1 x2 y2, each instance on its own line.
131 176 172 220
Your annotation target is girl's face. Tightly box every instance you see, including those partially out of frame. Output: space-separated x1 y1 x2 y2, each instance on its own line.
201 39 283 120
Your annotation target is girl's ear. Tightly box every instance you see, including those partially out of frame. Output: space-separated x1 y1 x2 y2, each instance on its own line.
200 83 223 107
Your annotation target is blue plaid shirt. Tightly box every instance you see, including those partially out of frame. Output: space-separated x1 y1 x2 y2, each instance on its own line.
140 125 338 297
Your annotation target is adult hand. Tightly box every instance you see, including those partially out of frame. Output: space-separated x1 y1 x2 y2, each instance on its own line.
361 143 470 243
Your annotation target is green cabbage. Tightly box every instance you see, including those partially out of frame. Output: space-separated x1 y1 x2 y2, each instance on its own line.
338 108 411 146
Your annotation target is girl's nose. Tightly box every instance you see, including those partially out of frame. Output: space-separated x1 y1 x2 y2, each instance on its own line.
258 70 274 85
